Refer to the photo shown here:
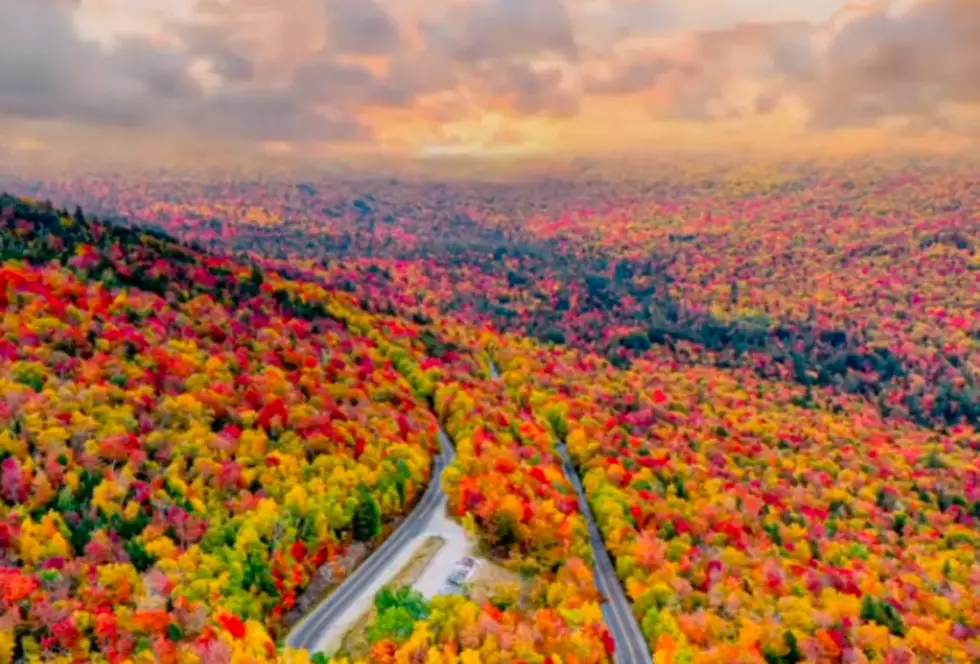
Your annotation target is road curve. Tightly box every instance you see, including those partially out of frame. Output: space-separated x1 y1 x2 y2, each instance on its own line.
286 425 455 652
487 358 652 664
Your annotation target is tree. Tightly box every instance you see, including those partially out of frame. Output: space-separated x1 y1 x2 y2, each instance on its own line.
353 487 382 542
491 510 519 550
540 328 566 345
367 586 430 644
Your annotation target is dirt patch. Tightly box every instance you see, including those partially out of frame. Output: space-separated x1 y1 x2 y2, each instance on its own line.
466 558 530 609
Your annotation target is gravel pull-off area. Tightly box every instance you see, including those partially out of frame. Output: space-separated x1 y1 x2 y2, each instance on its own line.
311 497 475 655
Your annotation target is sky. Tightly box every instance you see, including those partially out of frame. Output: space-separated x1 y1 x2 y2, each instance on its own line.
1 0 977 169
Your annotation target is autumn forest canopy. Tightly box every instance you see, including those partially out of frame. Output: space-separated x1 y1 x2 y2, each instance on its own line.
0 158 977 664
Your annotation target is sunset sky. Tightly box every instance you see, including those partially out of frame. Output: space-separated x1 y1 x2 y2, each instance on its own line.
1 0 977 168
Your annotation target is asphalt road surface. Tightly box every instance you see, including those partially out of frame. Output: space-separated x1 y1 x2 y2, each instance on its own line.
488 357 652 664
285 425 456 652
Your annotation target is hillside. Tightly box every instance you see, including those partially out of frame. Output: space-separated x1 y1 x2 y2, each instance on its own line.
15 166 977 430
0 194 443 661
0 195 618 664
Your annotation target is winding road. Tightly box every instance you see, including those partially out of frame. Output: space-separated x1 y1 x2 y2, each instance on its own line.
288 358 651 663
488 358 652 664
285 425 456 652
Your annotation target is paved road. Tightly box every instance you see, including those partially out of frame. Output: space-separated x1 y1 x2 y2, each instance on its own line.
488 358 652 664
286 426 455 652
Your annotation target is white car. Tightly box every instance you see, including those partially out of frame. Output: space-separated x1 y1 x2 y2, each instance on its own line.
448 557 478 586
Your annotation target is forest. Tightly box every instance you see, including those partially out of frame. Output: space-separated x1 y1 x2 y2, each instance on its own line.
0 159 977 663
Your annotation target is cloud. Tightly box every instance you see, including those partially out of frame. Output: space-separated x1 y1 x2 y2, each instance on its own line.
584 58 675 95
291 59 377 103
423 0 578 62
181 87 370 141
570 0 979 132
322 0 402 55
0 1 195 127
409 0 582 119
609 0 845 33
0 0 373 143
370 53 460 108
669 21 814 119
1 0 977 158
706 0 980 130
581 20 813 120
180 24 256 82
799 0 980 129
478 61 579 116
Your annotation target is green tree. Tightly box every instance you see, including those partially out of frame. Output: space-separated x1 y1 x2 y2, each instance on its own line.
367 586 430 644
353 487 382 542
